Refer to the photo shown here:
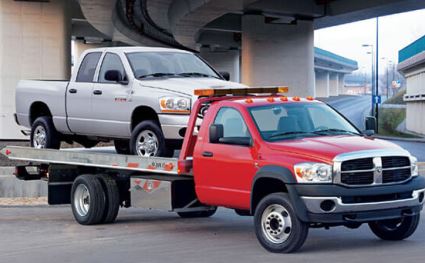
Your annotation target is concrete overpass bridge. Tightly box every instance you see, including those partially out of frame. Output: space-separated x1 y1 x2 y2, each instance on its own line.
0 0 424 139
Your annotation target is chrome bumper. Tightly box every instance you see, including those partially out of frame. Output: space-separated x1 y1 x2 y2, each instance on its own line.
301 189 425 214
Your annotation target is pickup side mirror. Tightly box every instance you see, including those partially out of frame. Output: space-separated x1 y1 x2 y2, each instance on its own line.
209 124 223 143
364 116 377 135
219 71 230 81
104 70 128 85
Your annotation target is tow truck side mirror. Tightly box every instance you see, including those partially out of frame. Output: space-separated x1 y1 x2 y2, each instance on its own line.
219 71 230 81
364 116 376 136
209 124 224 143
105 70 128 85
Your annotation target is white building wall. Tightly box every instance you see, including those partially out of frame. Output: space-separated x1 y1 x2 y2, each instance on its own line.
329 72 339 96
405 68 425 135
0 0 70 139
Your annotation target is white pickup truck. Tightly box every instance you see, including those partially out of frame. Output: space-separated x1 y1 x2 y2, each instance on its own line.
15 46 246 156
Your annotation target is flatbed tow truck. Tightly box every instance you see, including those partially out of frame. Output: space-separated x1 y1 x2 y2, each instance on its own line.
2 87 425 253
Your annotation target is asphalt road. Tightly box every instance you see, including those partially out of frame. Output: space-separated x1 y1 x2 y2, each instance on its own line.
0 206 424 263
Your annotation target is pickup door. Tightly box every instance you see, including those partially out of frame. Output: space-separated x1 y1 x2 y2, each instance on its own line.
66 52 102 134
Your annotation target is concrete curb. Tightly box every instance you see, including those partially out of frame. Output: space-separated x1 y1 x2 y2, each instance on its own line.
374 135 425 143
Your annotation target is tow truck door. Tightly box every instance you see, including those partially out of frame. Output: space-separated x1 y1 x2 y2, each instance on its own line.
195 107 256 209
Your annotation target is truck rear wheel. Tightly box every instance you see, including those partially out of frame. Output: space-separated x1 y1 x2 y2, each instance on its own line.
30 116 60 149
130 120 173 157
177 207 217 218
254 193 308 253
95 174 120 224
368 215 420 240
71 174 106 225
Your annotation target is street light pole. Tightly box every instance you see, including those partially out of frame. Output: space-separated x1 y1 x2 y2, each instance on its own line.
375 17 379 132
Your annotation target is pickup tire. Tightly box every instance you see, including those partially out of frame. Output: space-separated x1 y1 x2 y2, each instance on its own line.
114 140 131 154
96 174 120 224
177 207 217 218
254 193 308 253
30 116 60 149
71 174 106 225
130 120 173 157
368 214 420 240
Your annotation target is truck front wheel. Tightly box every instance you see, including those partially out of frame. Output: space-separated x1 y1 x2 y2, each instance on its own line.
254 193 308 253
30 116 60 149
130 120 173 157
368 215 420 240
71 174 106 225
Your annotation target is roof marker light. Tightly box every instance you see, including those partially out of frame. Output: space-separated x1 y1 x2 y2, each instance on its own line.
267 97 275 102
245 98 253 103
293 96 301 101
306 96 314 101
280 96 288 101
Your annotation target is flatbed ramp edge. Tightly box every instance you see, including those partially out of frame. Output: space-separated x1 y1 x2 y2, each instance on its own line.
0 146 179 175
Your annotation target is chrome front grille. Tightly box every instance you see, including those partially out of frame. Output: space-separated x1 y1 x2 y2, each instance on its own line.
334 154 412 186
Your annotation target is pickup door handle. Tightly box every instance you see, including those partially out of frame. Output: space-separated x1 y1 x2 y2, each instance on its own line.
68 89 77 94
202 151 214 157
93 90 102 95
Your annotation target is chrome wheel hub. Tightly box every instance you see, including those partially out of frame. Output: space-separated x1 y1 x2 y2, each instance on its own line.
74 184 90 217
261 204 292 244
136 130 159 157
33 126 47 149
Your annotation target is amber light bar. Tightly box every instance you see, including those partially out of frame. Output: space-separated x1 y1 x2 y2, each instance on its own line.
194 86 289 96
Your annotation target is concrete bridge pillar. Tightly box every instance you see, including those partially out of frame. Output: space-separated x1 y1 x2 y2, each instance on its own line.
200 48 240 83
0 0 71 139
315 70 329 97
329 72 339 96
338 73 345 95
241 15 315 97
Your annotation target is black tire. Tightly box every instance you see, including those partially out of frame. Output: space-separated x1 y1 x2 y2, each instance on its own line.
235 209 252 216
368 214 420 240
71 174 106 225
130 120 173 157
96 174 120 224
30 116 60 149
114 139 131 154
254 193 308 253
177 207 217 218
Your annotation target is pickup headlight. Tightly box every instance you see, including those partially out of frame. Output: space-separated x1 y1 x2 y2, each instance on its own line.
159 97 191 114
411 156 419 177
294 163 332 183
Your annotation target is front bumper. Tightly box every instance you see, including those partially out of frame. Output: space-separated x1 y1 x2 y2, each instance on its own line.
290 176 425 224
158 114 190 140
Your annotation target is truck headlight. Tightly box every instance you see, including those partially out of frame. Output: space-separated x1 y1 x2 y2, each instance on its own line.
411 156 419 177
159 97 191 114
294 163 332 183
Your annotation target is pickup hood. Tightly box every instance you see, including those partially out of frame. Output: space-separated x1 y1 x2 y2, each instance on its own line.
267 135 407 164
137 77 247 97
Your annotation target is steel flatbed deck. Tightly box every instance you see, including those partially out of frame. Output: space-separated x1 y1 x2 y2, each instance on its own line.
1 146 179 175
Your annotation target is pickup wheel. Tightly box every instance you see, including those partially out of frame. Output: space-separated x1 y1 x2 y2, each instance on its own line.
114 140 131 154
71 174 106 225
30 116 60 149
368 214 420 240
130 120 173 157
96 174 120 224
177 207 217 218
254 193 308 253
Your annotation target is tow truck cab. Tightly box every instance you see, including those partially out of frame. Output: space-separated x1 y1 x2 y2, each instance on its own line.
182 90 425 252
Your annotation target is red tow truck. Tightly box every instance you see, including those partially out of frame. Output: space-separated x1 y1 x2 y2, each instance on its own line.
2 87 425 253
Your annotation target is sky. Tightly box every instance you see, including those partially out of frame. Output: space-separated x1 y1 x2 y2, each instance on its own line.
314 8 425 73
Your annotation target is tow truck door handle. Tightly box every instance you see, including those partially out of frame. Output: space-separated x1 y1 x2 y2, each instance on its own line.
202 151 213 157
93 90 102 95
69 88 77 94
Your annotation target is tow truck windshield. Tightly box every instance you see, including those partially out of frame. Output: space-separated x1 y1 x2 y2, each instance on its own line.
249 102 360 141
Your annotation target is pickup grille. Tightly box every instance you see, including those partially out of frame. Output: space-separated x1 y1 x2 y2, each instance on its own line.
339 156 411 186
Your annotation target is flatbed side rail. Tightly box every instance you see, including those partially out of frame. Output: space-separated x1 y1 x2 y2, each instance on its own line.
1 146 179 175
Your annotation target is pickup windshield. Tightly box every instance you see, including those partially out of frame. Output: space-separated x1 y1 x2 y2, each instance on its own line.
249 102 360 142
126 52 220 79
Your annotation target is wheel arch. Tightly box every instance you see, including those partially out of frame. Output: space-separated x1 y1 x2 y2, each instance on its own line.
29 101 52 125
251 165 309 222
130 105 160 131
